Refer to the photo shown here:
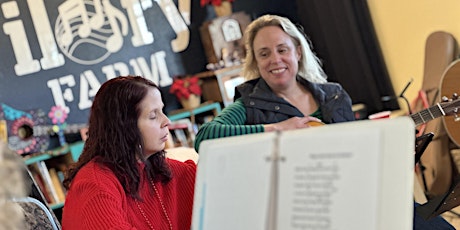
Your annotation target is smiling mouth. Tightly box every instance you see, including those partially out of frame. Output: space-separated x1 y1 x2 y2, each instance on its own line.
270 68 286 74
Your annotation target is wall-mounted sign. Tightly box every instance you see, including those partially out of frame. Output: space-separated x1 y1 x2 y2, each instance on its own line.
0 0 196 125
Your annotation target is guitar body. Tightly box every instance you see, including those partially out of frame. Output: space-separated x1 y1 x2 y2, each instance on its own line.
441 59 460 147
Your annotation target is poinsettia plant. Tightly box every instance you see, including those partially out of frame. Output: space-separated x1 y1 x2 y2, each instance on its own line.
200 0 234 7
169 75 202 100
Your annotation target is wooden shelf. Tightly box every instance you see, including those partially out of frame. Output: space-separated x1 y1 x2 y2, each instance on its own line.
50 202 64 210
23 141 84 165
196 66 243 107
168 101 221 123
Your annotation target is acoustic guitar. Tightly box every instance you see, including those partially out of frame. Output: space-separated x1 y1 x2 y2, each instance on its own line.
307 98 460 127
440 59 460 147
409 97 460 127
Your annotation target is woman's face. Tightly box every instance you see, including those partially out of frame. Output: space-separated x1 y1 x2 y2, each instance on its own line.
137 87 171 158
253 26 301 89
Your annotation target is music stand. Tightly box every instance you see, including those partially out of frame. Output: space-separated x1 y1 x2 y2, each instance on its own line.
415 132 434 165
415 132 460 220
416 176 460 220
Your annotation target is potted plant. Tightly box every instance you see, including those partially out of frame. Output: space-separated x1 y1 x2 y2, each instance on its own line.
170 75 202 109
200 0 234 17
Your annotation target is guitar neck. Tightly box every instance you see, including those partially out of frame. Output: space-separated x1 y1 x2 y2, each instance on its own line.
410 103 445 126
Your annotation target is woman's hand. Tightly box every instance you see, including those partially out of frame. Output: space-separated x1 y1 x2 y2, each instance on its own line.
264 116 323 132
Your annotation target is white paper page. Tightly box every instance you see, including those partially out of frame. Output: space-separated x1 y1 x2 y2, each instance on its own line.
277 117 414 230
192 132 277 230
278 127 380 229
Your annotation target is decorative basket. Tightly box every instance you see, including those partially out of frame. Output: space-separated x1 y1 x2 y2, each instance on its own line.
180 94 201 110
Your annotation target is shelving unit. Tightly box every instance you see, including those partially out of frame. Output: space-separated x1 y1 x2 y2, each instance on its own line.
50 202 64 210
167 101 222 148
23 141 84 210
196 65 243 107
167 101 221 123
24 141 84 166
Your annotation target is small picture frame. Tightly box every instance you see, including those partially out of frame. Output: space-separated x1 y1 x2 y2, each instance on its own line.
222 18 242 42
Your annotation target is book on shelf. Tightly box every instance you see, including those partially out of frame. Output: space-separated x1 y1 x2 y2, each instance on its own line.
0 119 6 143
28 161 66 205
48 168 66 203
192 117 415 230
169 119 196 147
29 170 54 205
172 129 189 147
37 161 60 204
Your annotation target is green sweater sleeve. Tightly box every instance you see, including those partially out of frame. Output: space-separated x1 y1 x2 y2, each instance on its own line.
194 99 265 152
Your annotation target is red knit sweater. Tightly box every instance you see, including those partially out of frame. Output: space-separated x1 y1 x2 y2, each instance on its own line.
61 158 196 230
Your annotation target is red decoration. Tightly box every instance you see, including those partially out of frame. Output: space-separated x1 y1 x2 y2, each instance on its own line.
200 0 234 7
169 75 202 100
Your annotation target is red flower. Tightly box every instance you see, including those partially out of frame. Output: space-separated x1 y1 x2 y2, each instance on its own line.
170 75 202 100
200 0 234 7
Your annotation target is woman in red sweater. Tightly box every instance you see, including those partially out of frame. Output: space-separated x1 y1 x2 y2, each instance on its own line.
61 76 196 230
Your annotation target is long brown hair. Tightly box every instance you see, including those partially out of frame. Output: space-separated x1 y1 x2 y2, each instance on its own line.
63 76 172 198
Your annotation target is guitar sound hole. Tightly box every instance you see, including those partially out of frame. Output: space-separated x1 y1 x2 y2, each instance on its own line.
18 124 33 140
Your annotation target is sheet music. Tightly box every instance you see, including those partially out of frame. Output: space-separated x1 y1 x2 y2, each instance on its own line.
192 117 415 230
277 128 381 230
192 132 277 230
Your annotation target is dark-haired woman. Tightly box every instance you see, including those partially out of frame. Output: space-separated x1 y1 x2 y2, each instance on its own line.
62 76 196 230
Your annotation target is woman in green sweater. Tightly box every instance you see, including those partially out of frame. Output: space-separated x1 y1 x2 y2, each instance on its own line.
193 14 456 230
194 14 355 152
